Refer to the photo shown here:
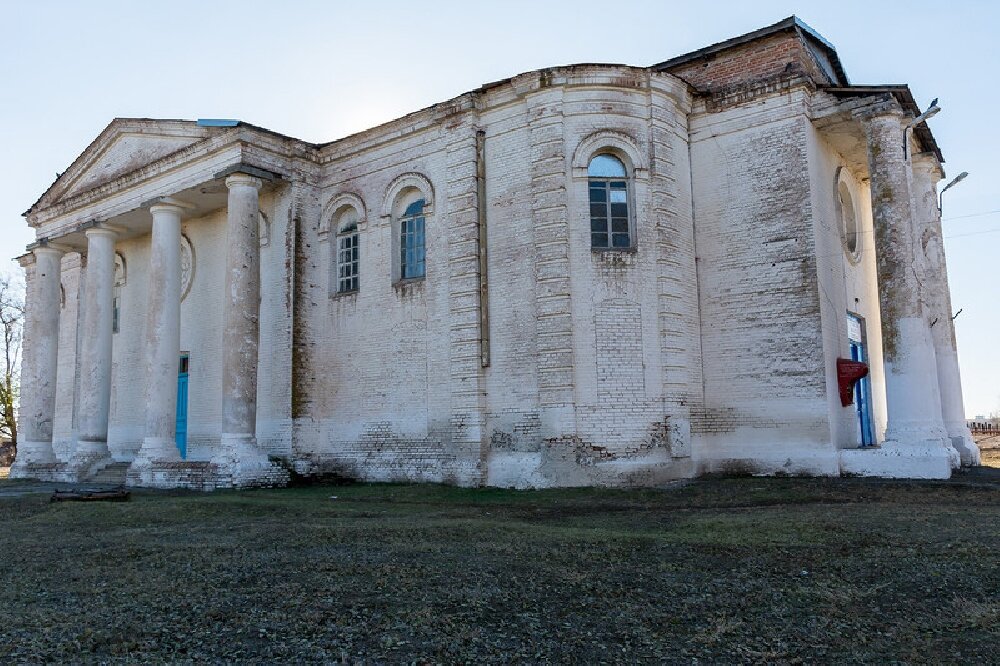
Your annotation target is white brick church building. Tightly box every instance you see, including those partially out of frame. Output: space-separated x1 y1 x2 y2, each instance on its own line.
12 17 979 489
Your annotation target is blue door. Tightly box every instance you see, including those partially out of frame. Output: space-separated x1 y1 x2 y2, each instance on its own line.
850 340 874 447
176 354 189 459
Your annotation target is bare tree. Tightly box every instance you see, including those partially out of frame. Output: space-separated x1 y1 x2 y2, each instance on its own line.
0 271 25 454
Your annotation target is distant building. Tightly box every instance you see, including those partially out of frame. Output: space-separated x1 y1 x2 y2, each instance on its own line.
11 17 979 489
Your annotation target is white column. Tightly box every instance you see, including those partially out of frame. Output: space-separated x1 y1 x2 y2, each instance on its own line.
10 247 63 475
73 226 118 471
133 201 184 464
912 156 981 465
861 108 955 477
214 173 265 467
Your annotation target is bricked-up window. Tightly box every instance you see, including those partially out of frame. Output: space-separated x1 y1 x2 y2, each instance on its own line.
588 154 630 249
400 199 426 279
337 221 360 293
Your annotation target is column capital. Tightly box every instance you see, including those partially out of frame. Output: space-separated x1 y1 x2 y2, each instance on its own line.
225 173 264 191
853 97 906 124
148 196 195 216
32 245 65 261
84 226 119 241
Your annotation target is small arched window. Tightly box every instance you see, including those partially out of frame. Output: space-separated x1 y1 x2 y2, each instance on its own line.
399 198 426 280
588 154 630 249
336 208 360 293
113 253 125 334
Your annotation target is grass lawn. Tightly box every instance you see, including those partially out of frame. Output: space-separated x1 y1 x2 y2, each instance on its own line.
0 476 998 663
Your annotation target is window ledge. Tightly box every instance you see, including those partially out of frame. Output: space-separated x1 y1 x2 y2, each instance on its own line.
393 277 426 295
332 289 359 300
591 246 637 254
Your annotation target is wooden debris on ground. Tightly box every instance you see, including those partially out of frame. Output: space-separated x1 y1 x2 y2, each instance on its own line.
50 487 130 502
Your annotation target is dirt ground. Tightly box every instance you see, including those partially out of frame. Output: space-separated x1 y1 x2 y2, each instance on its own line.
0 475 997 663
976 433 1000 468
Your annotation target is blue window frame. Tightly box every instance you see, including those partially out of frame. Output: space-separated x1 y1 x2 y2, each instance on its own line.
337 223 359 293
400 199 426 279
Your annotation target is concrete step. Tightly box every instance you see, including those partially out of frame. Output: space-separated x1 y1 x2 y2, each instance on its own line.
88 462 129 485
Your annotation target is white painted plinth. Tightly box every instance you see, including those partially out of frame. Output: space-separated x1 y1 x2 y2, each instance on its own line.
839 442 954 479
212 433 288 488
8 441 67 481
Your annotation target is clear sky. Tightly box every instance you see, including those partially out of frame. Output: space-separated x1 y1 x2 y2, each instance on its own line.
1 0 997 417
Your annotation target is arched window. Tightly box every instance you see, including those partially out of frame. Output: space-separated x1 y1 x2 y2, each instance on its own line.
838 181 858 254
335 207 360 293
833 167 861 263
399 198 426 280
588 154 630 249
384 173 433 284
113 253 125 334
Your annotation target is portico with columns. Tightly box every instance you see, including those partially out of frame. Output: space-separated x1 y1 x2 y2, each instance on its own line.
12 119 294 488
812 89 978 478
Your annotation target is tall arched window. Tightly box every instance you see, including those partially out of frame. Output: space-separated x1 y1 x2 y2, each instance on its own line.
399 198 426 279
588 154 631 249
838 180 858 256
113 253 125 333
336 207 360 293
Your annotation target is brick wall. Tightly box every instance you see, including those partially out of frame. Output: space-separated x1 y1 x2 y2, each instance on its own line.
666 32 834 95
688 88 840 475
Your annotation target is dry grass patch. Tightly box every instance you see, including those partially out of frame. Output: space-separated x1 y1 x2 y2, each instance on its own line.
0 477 997 663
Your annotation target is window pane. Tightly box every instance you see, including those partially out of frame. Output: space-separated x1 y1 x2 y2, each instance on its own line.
611 219 628 233
610 202 628 217
588 185 607 202
404 199 425 217
612 233 630 248
609 188 627 203
592 232 609 248
591 218 607 233
587 154 626 178
590 203 606 219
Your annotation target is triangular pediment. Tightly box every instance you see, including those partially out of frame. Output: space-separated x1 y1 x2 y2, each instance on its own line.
30 119 221 214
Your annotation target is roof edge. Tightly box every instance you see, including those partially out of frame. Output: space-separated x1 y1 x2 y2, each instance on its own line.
652 15 848 86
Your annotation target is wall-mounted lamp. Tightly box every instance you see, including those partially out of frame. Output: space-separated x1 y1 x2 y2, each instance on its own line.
939 171 969 214
903 99 940 157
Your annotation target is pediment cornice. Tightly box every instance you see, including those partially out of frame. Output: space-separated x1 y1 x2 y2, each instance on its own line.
26 121 319 228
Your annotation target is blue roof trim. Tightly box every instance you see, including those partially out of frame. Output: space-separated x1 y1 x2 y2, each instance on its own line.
196 119 240 127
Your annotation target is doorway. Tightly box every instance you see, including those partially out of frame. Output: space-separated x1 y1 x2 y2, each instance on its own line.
176 353 189 459
847 315 874 447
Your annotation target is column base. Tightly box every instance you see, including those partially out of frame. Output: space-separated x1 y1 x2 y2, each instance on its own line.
949 430 982 467
211 433 289 488
126 437 183 487
130 436 181 467
8 440 70 480
11 440 58 465
839 440 955 479
884 421 960 470
67 440 116 481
